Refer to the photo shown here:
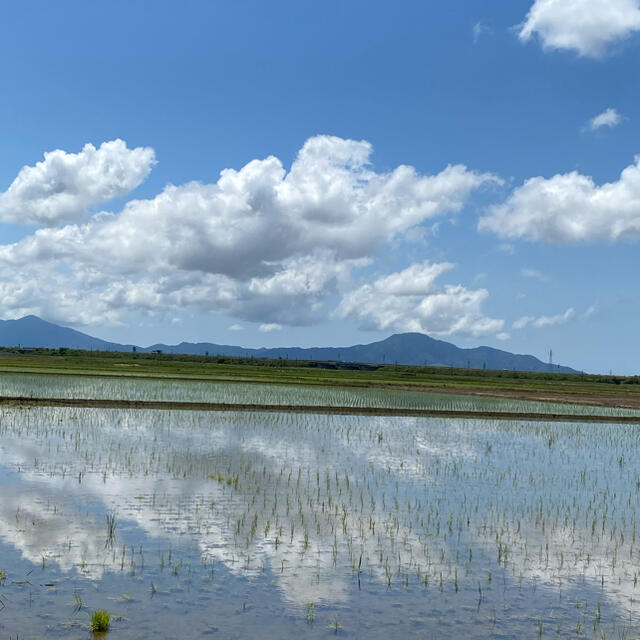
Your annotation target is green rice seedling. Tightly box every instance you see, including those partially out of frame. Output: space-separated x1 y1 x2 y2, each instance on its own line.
105 512 117 549
327 614 342 634
12 570 32 586
305 601 316 623
72 590 84 615
90 609 110 632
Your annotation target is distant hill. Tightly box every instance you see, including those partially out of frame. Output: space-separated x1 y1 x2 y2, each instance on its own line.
0 316 577 373
142 331 577 373
0 315 133 351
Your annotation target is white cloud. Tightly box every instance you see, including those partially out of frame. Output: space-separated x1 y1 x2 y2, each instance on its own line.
371 261 454 296
0 136 495 328
336 262 503 337
534 308 575 327
587 107 623 131
496 332 511 341
0 136 494 278
228 324 244 331
512 315 535 330
518 0 640 57
0 252 358 328
513 307 575 330
479 156 640 243
521 268 548 280
0 140 155 226
472 21 493 44
259 323 282 332
583 304 598 318
499 242 516 255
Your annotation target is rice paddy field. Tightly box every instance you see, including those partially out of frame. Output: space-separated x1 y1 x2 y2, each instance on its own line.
1 375 640 638
2 371 640 418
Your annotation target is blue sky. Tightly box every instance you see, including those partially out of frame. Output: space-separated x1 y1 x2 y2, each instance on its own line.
1 0 639 373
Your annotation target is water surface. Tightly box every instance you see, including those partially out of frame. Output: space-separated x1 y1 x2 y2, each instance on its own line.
0 406 639 638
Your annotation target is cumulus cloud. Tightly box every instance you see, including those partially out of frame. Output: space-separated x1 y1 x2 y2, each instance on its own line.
0 140 155 226
0 136 496 330
479 156 640 242
587 107 623 131
336 262 503 337
1 136 494 277
513 308 574 330
518 0 640 57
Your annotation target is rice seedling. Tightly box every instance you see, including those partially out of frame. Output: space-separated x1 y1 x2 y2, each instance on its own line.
327 614 342 633
90 609 110 632
104 512 117 549
72 590 84 614
305 601 316 623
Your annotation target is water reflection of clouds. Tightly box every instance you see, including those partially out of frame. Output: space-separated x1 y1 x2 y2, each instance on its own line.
0 479 107 578
0 406 638 617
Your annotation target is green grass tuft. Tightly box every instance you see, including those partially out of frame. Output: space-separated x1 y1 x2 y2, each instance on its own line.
90 609 110 632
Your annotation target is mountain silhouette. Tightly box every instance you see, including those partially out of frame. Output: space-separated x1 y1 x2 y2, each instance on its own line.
0 316 576 373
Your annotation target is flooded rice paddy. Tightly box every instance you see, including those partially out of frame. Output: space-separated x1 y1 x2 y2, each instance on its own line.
1 371 639 417
1 391 640 637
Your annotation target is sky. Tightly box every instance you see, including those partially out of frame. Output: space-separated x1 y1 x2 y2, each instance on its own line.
0 0 639 374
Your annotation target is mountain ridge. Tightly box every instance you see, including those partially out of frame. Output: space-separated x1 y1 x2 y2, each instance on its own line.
0 316 577 373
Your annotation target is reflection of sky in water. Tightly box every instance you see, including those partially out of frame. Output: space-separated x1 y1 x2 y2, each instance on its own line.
1 406 640 637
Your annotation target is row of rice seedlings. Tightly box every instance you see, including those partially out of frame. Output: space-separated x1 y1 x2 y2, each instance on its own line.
2 372 639 417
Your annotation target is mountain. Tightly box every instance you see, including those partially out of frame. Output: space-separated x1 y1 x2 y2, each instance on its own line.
0 316 577 373
0 315 134 351
142 332 577 373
